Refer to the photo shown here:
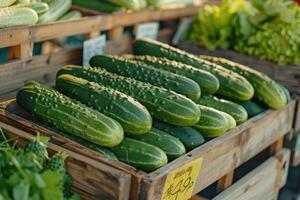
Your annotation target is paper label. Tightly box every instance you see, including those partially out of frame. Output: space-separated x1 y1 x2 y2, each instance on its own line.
83 35 106 66
136 22 159 40
162 158 203 200
172 18 193 45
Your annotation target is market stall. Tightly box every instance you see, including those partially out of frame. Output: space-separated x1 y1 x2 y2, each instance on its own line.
0 0 299 200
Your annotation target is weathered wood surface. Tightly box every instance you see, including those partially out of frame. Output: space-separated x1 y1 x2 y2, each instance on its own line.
139 101 295 199
0 5 201 49
0 100 145 200
0 100 295 200
177 41 300 94
0 115 131 200
213 149 290 200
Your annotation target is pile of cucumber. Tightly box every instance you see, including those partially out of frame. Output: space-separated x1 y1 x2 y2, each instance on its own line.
0 0 82 29
16 39 289 172
72 0 196 13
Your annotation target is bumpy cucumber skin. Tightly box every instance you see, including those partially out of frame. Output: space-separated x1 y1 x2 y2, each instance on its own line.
57 65 201 126
111 138 168 172
125 55 219 96
38 0 71 23
153 121 205 151
238 101 266 118
199 56 287 109
197 95 248 124
17 81 124 148
132 39 254 101
72 0 124 13
56 74 152 135
193 105 228 138
90 55 201 100
128 128 186 160
0 7 38 28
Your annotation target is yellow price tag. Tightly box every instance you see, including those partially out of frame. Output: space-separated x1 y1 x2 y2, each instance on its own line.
162 158 203 200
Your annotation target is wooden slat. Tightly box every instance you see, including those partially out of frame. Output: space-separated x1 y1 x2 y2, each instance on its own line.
212 149 290 200
217 171 235 192
0 120 131 200
139 101 295 199
0 5 201 48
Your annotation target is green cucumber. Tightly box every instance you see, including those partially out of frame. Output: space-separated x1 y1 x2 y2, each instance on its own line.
133 39 254 101
111 138 168 172
128 128 186 160
72 0 124 13
90 55 201 100
196 95 248 124
38 0 71 24
58 10 82 21
193 105 228 138
153 121 205 151
56 74 152 135
57 65 201 126
12 2 49 14
16 81 124 148
0 7 38 28
105 0 141 10
280 85 291 103
220 111 236 130
199 55 287 109
124 55 219 96
58 130 118 160
238 101 266 118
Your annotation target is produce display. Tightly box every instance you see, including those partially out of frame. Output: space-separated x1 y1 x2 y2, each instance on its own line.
15 39 289 172
73 0 196 13
0 0 82 28
188 0 300 65
0 131 80 200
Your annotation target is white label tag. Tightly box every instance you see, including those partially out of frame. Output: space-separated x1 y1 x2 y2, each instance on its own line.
172 18 193 45
83 35 106 66
136 22 159 40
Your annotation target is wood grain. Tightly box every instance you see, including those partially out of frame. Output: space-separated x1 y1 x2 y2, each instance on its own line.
0 118 131 200
0 99 295 200
212 149 290 200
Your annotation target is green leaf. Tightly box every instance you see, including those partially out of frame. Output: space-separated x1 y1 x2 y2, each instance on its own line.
12 181 29 200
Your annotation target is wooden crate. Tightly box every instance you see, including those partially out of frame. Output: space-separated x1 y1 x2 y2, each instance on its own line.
0 4 204 99
178 41 300 167
211 149 290 200
0 111 131 200
0 98 295 200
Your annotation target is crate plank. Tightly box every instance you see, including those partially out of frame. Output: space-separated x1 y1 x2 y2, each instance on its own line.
140 101 295 199
0 100 295 200
0 119 131 200
213 149 290 200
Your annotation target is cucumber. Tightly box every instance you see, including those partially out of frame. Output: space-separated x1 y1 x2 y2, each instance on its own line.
238 101 266 118
280 85 291 103
53 129 118 160
16 81 124 148
153 121 205 151
0 7 38 28
58 10 82 21
124 55 219 96
90 55 201 100
196 95 248 124
111 138 168 172
57 65 201 126
38 0 71 24
133 39 254 101
105 0 141 10
56 74 152 135
220 111 236 130
72 0 124 13
193 105 228 138
128 128 186 160
11 2 49 14
199 55 287 109
0 0 16 8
